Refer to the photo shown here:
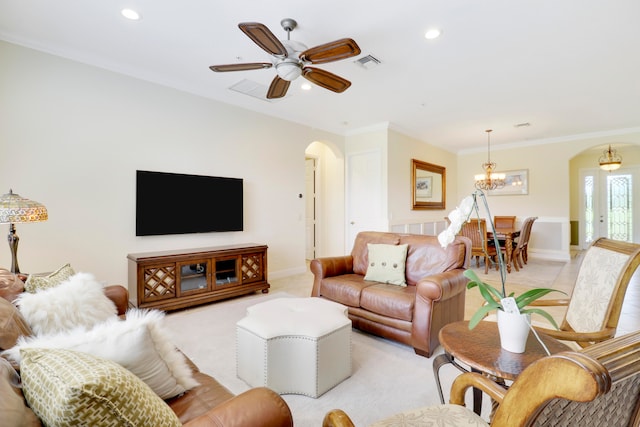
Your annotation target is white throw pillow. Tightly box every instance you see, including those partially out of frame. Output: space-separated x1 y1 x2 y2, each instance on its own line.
15 272 117 336
363 243 409 286
3 308 199 400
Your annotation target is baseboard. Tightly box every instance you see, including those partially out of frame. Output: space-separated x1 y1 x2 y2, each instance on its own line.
269 265 308 280
528 249 571 262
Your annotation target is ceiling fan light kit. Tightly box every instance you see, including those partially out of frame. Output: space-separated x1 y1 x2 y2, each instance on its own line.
210 18 361 99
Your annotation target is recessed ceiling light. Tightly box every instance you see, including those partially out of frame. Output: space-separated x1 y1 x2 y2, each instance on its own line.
121 8 141 20
424 28 441 40
301 83 312 91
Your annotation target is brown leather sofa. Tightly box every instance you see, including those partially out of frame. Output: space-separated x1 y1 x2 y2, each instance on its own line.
311 231 471 357
0 271 293 427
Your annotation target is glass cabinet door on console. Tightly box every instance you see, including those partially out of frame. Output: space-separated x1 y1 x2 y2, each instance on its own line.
214 257 239 287
178 260 211 295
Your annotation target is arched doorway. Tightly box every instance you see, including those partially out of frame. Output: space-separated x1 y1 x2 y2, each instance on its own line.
571 144 640 248
305 140 346 259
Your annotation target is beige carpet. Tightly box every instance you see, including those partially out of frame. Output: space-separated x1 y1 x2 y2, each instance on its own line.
164 291 490 427
163 260 568 426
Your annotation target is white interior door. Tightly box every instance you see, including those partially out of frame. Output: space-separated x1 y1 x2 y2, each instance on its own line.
346 149 383 252
305 158 316 260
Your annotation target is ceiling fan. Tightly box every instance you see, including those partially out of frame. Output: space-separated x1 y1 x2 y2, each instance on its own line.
209 18 361 99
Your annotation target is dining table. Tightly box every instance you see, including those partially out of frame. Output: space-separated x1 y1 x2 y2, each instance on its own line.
487 226 520 273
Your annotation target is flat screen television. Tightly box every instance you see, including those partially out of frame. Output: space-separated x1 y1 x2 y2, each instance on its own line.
136 170 243 236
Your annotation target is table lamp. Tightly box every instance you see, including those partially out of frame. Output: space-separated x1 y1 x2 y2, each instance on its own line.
0 189 48 274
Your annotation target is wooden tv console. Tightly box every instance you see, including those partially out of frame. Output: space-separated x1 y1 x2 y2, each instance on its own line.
127 244 269 311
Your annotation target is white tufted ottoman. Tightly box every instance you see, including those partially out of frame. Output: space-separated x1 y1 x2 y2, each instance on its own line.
236 297 352 398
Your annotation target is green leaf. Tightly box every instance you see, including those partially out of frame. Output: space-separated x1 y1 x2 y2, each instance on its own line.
515 288 567 309
464 269 504 302
520 308 560 330
468 304 497 330
463 269 483 283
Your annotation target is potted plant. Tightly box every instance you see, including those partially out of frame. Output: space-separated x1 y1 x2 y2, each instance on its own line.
439 191 566 353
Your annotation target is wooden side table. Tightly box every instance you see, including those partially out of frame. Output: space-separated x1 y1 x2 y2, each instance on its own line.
433 320 570 416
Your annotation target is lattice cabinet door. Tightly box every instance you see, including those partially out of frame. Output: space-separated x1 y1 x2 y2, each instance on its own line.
241 252 265 283
141 264 177 303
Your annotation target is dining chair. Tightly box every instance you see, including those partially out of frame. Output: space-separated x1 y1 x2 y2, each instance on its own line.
503 216 537 271
529 237 640 349
458 219 497 274
323 330 640 427
493 216 517 249
519 217 537 265
493 216 516 229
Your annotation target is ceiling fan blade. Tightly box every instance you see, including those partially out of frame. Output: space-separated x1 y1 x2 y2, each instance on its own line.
267 76 291 99
302 67 351 93
299 38 361 64
209 63 272 72
239 22 287 57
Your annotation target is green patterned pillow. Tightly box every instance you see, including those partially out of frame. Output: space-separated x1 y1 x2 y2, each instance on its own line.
24 263 75 293
364 243 409 286
20 348 181 427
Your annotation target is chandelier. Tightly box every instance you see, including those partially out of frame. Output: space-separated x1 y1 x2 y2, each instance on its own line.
598 145 622 171
474 129 505 190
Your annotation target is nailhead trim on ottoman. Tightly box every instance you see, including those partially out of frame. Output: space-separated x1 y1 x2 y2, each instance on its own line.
236 297 352 398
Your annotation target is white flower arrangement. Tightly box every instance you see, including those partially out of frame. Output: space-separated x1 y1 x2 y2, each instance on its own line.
438 190 564 329
437 195 475 249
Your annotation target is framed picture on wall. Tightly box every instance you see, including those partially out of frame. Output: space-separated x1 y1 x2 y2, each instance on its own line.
488 169 529 196
412 159 445 209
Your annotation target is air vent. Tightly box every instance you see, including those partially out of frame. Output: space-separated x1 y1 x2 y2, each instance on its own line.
229 79 284 102
355 54 381 70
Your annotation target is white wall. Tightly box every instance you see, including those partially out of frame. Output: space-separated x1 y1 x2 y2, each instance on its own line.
0 41 336 285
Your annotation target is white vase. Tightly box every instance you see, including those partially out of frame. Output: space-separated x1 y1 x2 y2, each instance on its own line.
497 310 531 353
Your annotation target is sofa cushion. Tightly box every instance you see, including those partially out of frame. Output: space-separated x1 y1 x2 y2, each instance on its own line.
364 243 408 286
5 308 199 400
0 269 24 303
0 357 40 427
360 284 416 322
16 272 117 335
401 234 467 285
319 274 376 307
20 348 182 427
166 362 235 424
351 232 401 275
24 263 75 293
0 297 32 351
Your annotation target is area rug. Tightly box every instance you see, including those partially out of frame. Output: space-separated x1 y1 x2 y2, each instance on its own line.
164 291 486 426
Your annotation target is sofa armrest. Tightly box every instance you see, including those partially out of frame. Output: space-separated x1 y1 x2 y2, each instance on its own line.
415 269 468 302
310 256 354 297
183 387 293 427
104 285 129 316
